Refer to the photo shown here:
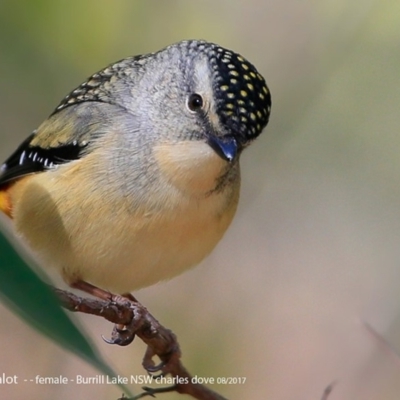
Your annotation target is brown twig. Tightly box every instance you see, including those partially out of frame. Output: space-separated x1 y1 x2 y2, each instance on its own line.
54 288 228 400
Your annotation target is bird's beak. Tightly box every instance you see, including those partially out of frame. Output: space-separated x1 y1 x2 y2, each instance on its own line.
207 135 238 162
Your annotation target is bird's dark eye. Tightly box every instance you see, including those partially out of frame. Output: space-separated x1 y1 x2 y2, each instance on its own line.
187 93 204 112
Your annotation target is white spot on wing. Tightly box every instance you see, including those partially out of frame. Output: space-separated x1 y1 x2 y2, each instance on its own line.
19 150 26 165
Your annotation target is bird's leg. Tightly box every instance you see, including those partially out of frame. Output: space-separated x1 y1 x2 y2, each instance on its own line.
70 280 142 345
71 280 114 301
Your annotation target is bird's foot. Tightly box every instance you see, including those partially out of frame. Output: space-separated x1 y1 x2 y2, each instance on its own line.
71 280 144 346
103 293 145 346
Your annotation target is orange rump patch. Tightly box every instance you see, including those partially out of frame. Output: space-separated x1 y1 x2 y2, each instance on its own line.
0 187 12 218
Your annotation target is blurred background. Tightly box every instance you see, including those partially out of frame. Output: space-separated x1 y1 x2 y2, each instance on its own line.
1 0 400 399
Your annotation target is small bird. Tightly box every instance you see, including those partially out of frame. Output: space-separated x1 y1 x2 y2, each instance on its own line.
0 40 271 296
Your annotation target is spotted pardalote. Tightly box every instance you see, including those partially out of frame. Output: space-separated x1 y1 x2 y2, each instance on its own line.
0 40 271 295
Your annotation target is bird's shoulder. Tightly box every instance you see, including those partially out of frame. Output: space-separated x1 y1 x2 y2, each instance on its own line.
0 101 125 187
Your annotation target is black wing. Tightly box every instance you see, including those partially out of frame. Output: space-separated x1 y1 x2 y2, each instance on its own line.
0 132 86 187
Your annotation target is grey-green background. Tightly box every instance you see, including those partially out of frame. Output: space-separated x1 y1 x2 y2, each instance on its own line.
1 1 400 399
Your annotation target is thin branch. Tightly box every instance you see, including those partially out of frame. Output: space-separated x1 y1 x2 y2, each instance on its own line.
54 288 228 400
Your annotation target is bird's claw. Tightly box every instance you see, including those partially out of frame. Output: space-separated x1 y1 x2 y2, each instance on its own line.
142 343 181 377
144 361 166 374
102 329 136 346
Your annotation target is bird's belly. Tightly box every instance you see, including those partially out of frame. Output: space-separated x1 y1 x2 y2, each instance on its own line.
80 205 234 292
11 174 238 293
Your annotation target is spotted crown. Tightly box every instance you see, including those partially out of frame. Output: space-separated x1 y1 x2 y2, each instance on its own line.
212 49 270 145
178 41 271 144
185 41 271 145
